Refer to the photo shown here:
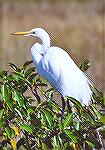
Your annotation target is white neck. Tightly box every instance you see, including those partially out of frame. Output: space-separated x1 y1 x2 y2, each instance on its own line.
31 42 50 65
41 35 50 48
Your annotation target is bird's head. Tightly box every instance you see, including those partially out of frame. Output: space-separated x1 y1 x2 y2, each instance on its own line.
11 28 50 48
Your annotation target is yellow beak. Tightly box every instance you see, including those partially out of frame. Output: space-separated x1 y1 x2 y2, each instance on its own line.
11 31 31 35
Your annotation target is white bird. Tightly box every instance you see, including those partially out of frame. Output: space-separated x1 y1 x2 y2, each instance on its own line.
12 28 93 106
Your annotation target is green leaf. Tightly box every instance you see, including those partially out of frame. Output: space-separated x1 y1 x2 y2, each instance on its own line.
30 114 41 127
34 75 40 82
86 135 102 149
5 95 12 106
5 111 15 121
0 120 3 127
1 70 8 78
6 74 14 82
13 71 24 78
3 84 14 111
64 129 78 144
103 96 105 106
36 83 47 87
64 113 73 128
13 72 31 87
82 120 93 129
67 97 83 109
45 88 55 94
9 63 20 71
27 108 34 116
36 101 48 110
75 121 80 131
98 126 105 132
28 73 38 82
16 137 25 149
20 124 33 133
80 59 91 72
91 105 102 119
41 109 53 129
23 60 33 68
13 91 24 107
3 84 11 101
53 135 61 148
99 115 105 125
49 100 61 112
0 109 4 119
85 141 95 149
84 107 96 122
59 122 63 132
67 96 83 114
2 146 8 150
5 126 15 138
25 67 36 77
14 108 23 119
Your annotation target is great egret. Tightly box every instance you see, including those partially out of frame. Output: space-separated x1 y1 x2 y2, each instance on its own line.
12 28 92 106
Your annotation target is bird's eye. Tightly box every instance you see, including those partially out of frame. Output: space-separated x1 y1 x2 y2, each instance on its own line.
32 31 35 34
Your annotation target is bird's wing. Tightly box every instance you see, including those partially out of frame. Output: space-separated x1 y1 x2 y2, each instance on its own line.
41 46 92 105
40 47 63 89
41 46 78 90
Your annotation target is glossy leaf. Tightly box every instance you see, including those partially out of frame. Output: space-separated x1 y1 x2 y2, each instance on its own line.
83 107 96 122
30 114 41 128
1 60 105 150
59 122 63 132
64 129 78 144
36 83 47 87
28 73 38 82
80 59 91 72
0 70 8 78
75 121 80 131
13 91 24 107
99 116 105 125
98 126 105 132
3 84 14 111
0 109 4 119
25 67 36 77
86 135 102 149
0 120 3 127
14 108 23 119
12 125 20 136
2 84 11 102
53 135 61 148
5 126 15 138
20 124 33 133
64 113 73 128
49 100 61 112
10 139 17 150
23 60 33 68
85 141 95 149
41 109 53 129
13 72 31 86
91 105 102 119
6 74 14 82
67 96 83 110
45 88 55 94
16 138 25 149
103 96 105 106
34 75 40 82
5 111 15 121
9 63 20 71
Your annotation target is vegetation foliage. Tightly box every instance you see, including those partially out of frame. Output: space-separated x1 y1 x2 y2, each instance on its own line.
0 60 105 150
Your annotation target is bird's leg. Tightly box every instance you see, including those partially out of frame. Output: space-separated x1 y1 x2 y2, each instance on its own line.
67 97 82 122
67 99 72 113
61 96 66 121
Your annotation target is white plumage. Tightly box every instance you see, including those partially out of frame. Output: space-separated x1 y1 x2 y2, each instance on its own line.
12 28 93 106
